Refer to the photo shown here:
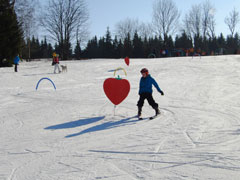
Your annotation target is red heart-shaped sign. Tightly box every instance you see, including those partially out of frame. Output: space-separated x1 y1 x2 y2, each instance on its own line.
124 57 129 66
103 78 130 105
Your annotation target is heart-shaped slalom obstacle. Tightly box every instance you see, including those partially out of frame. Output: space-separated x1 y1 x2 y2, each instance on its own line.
124 56 130 66
103 67 130 114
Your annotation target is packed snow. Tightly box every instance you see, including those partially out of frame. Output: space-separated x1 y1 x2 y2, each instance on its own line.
1 55 240 180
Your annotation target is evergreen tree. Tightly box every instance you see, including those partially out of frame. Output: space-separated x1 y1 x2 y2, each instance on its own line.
54 43 60 55
226 33 240 54
208 37 218 55
40 37 48 58
21 36 53 59
217 33 226 48
105 27 114 58
175 32 193 49
59 41 72 60
194 35 204 52
30 36 39 59
216 33 226 54
132 31 144 58
98 37 105 58
143 36 150 58
47 43 53 58
123 33 132 57
0 0 23 67
84 36 98 58
74 40 82 60
165 35 174 51
113 36 122 58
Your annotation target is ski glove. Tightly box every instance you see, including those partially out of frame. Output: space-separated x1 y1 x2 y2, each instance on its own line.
159 90 164 96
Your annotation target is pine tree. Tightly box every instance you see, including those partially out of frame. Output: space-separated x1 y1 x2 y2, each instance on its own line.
132 31 144 58
226 33 240 54
208 37 218 55
175 32 193 49
40 37 48 58
0 0 23 67
74 40 82 60
194 35 203 52
98 37 105 58
143 36 150 58
47 43 53 59
112 36 122 58
84 36 98 58
123 33 132 57
105 27 114 58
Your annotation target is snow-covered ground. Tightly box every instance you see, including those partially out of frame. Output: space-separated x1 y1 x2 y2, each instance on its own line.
1 55 240 180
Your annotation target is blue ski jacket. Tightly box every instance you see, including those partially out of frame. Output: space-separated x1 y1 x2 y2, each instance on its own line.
14 56 20 64
138 74 162 94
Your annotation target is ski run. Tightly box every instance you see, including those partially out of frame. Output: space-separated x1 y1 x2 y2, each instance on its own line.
1 55 240 180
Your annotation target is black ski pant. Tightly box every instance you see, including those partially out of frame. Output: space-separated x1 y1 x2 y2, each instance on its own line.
137 92 158 109
14 64 18 72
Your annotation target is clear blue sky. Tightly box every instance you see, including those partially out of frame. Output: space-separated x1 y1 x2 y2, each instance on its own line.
87 0 240 38
39 0 240 40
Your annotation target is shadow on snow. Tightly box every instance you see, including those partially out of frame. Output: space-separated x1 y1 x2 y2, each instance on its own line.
89 150 165 155
65 115 140 138
44 116 105 130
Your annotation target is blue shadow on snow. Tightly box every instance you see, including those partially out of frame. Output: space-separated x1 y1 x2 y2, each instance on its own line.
65 115 140 138
44 116 105 130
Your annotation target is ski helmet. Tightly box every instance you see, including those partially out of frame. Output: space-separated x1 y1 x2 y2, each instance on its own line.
140 68 149 75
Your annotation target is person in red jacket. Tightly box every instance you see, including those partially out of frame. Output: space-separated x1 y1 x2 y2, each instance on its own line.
53 54 61 73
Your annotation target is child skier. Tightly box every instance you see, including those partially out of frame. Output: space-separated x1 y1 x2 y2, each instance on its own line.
137 68 164 119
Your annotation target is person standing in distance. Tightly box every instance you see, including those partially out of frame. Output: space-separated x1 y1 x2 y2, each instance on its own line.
137 68 164 118
53 54 61 74
13 55 21 72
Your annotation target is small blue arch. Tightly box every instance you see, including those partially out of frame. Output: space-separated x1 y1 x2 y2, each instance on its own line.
36 77 56 90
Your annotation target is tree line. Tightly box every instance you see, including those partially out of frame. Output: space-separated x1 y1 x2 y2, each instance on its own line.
24 28 240 60
81 29 240 58
1 0 240 67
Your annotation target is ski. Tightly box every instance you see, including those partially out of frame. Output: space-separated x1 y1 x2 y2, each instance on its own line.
149 114 160 120
137 114 160 120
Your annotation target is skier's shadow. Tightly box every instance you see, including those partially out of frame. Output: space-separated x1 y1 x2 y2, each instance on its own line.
44 116 105 130
232 129 240 135
65 116 140 138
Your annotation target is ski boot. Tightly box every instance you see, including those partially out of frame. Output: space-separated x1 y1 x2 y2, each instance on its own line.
154 107 160 116
138 107 142 120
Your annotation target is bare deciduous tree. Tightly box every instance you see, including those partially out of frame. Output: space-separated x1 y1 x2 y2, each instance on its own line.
208 12 216 39
14 0 36 38
115 18 139 41
202 0 216 39
138 22 154 39
40 0 89 59
152 0 180 41
183 1 216 40
182 15 192 39
184 4 202 38
225 8 240 37
115 18 153 40
14 0 38 60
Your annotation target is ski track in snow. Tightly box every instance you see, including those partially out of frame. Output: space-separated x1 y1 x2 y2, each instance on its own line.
0 56 240 179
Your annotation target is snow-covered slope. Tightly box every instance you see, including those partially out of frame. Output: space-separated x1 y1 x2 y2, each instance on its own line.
1 56 240 180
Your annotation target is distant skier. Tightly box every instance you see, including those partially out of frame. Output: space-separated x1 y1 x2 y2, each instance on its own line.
52 54 61 74
137 68 164 119
13 55 21 72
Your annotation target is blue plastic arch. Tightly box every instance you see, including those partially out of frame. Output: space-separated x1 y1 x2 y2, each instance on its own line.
36 77 56 90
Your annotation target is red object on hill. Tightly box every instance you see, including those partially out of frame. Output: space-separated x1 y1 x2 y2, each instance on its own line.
124 57 129 66
103 78 130 105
